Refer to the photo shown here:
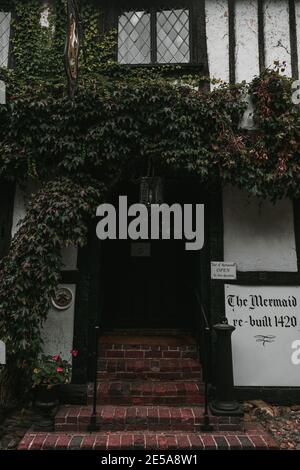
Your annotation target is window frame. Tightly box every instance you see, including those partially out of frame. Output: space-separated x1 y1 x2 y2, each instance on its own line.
0 8 11 69
0 1 13 70
101 0 208 71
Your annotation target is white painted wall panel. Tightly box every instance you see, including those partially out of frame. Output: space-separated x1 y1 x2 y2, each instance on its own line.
264 0 292 76
11 183 78 270
11 183 39 237
223 186 297 272
205 0 230 83
42 284 76 361
235 0 259 82
296 0 300 78
11 185 78 360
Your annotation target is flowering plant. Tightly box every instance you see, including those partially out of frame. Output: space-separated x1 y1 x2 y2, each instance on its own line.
32 350 78 389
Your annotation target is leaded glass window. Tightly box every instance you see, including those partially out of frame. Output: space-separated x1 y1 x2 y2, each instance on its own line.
157 9 189 63
0 11 11 68
118 11 151 64
118 7 190 64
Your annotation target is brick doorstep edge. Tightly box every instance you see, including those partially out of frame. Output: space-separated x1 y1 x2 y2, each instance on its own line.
18 428 279 451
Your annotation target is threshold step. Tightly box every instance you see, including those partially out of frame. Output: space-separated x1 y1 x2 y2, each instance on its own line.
87 380 204 405
55 405 243 432
97 358 202 380
19 426 279 450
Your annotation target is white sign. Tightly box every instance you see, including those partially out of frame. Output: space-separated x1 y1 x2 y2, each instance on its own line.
211 262 237 280
0 81 6 105
225 284 300 387
0 341 6 365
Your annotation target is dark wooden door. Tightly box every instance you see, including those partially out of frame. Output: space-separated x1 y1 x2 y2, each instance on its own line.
102 237 195 329
100 177 203 330
0 181 14 259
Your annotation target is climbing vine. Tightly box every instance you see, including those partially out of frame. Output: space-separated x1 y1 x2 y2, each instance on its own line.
0 0 300 403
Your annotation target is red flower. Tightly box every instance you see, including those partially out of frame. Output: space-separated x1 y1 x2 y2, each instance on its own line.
71 349 79 358
56 367 63 373
52 355 61 362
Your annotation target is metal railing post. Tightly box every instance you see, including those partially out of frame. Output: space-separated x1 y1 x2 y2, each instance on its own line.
210 320 243 416
200 305 214 432
88 325 100 432
191 286 214 431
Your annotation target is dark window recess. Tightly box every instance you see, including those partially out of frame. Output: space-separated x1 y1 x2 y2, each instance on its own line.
0 182 14 259
118 7 190 64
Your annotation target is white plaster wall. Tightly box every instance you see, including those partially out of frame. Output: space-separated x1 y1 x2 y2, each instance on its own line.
205 0 295 83
296 0 300 77
11 182 40 237
264 0 292 76
41 284 76 361
205 0 229 84
11 184 78 360
11 183 78 269
223 186 297 272
235 0 259 82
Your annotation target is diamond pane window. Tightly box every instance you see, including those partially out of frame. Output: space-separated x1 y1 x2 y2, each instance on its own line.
118 11 151 64
157 9 189 63
0 11 11 68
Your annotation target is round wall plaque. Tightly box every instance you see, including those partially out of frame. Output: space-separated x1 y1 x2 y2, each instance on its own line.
51 287 73 311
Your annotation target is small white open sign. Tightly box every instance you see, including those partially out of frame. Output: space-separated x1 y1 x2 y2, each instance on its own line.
0 341 6 365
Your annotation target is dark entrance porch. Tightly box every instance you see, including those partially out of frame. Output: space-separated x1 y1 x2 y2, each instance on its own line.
100 177 204 331
101 239 196 329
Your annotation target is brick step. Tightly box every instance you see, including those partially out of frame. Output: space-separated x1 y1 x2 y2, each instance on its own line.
87 380 204 405
97 358 202 380
19 426 279 450
99 344 198 360
55 405 243 433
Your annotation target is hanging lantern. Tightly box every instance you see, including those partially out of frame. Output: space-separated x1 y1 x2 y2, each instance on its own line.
140 177 164 206
65 0 81 99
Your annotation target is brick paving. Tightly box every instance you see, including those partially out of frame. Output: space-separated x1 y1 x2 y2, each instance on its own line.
17 336 280 451
55 404 242 432
87 380 204 405
18 423 279 450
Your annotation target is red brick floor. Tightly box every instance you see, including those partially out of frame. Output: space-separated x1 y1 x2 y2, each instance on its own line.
55 404 242 432
18 422 279 450
18 336 279 451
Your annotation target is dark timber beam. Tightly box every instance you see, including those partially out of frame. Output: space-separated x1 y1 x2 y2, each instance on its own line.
289 0 299 79
258 0 265 73
228 0 236 84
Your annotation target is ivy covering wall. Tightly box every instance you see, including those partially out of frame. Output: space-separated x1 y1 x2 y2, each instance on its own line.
0 0 300 403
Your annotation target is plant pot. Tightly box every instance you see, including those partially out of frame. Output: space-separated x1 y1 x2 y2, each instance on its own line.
35 385 59 409
33 385 59 431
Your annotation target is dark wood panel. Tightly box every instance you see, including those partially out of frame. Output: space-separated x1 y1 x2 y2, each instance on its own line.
228 0 236 84
0 181 15 259
289 0 299 79
60 269 80 284
258 0 265 73
229 271 300 286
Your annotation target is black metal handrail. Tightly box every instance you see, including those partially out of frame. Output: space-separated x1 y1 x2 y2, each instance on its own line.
88 325 100 432
193 289 214 431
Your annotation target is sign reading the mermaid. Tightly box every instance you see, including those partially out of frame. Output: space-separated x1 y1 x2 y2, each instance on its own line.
225 285 300 387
